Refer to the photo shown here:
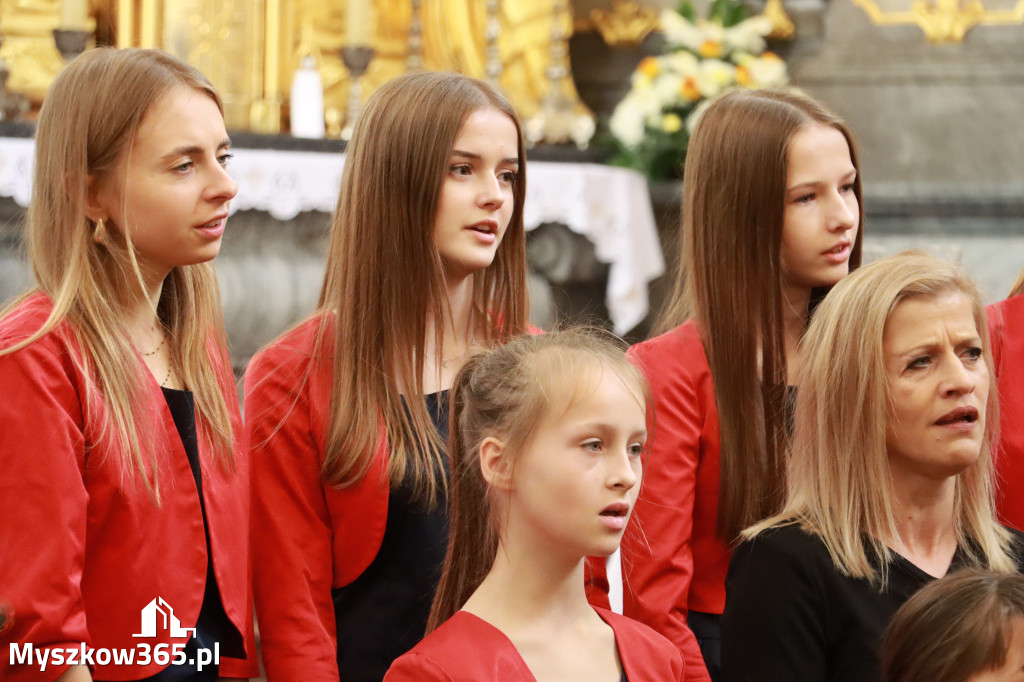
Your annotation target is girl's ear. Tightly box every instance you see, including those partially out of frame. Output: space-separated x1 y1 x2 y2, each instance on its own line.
480 436 514 490
83 173 109 224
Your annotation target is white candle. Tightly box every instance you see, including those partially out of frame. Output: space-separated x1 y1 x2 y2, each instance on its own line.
61 0 90 30
345 0 372 46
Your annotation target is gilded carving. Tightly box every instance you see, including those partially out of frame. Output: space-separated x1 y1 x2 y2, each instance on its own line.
851 0 1024 42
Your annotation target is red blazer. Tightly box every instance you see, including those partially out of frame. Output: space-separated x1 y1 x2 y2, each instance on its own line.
989 294 1024 532
246 316 391 680
384 607 685 681
619 320 729 682
0 294 256 681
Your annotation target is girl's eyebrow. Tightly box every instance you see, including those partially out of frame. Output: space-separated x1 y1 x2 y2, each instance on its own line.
159 139 232 162
450 149 519 165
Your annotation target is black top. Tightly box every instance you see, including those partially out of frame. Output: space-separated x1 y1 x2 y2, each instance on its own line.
333 391 451 682
136 388 243 682
720 524 1024 682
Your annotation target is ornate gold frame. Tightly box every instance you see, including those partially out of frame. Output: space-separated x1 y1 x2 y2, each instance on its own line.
851 0 1024 42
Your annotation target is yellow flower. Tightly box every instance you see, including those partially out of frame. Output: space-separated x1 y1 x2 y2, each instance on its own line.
762 51 781 61
736 65 750 86
681 77 700 101
663 113 683 133
638 57 660 78
698 40 722 58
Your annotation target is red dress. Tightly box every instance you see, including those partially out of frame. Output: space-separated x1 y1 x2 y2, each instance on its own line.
619 320 728 682
989 294 1024 531
384 607 685 681
0 294 256 681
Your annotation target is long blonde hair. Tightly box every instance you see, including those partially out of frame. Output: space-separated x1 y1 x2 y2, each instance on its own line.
427 328 649 632
1008 268 1024 298
656 89 865 541
748 251 1014 584
316 72 529 505
0 48 236 500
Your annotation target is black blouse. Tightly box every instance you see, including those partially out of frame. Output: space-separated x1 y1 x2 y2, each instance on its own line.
332 390 451 682
720 524 1024 682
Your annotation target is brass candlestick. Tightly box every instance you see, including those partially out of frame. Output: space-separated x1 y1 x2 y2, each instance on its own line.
407 0 423 71
0 34 29 121
53 29 91 62
340 45 375 142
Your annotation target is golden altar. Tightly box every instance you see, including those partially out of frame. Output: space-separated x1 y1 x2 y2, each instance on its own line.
0 0 589 134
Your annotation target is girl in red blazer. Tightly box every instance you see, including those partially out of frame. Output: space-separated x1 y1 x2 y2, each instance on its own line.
622 89 865 680
386 329 685 681
244 72 531 680
989 271 1024 532
0 50 255 681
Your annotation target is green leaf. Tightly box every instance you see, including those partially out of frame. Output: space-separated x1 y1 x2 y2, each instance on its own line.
677 1 697 22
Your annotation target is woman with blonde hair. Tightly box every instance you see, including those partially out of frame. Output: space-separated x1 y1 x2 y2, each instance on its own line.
386 329 684 681
245 71 531 680
881 569 1024 682
988 269 1024 531
721 252 1024 681
622 88 863 680
0 49 255 681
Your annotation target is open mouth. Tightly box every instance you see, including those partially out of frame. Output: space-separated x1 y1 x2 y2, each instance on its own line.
824 242 850 255
935 406 979 426
600 503 629 519
197 216 226 229
468 221 497 235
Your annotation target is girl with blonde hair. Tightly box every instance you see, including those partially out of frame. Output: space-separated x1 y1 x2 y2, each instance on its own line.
0 48 255 681
245 71 531 680
622 88 863 680
721 251 1024 681
988 268 1024 532
386 329 685 681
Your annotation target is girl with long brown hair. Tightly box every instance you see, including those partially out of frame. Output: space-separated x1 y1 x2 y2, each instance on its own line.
245 71 531 680
385 329 684 681
989 268 1024 532
0 49 255 681
621 89 864 680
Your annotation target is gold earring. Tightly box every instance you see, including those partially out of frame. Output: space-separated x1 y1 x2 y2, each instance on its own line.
93 218 106 244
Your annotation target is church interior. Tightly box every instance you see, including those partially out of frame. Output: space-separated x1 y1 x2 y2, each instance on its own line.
1 0 1022 371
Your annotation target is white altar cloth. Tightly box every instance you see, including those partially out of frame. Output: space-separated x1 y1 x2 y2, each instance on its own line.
0 137 664 333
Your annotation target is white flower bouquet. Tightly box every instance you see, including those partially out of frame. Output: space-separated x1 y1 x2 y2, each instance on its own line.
608 0 789 180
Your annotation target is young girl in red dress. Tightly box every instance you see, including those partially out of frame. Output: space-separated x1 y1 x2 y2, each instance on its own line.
622 89 864 680
245 71 531 680
0 49 255 681
385 329 685 681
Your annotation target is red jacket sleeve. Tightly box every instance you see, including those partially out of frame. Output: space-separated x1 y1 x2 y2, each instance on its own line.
0 333 90 682
623 333 711 682
246 340 340 680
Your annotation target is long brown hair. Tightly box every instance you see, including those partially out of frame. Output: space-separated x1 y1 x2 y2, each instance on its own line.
316 71 529 505
0 48 236 500
882 570 1024 682
427 328 650 632
656 89 864 540
748 252 1014 583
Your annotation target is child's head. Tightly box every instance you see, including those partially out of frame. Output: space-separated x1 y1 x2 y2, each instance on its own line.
882 570 1024 682
428 328 650 629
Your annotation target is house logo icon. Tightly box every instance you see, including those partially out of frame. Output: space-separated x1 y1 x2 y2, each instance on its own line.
132 597 197 639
